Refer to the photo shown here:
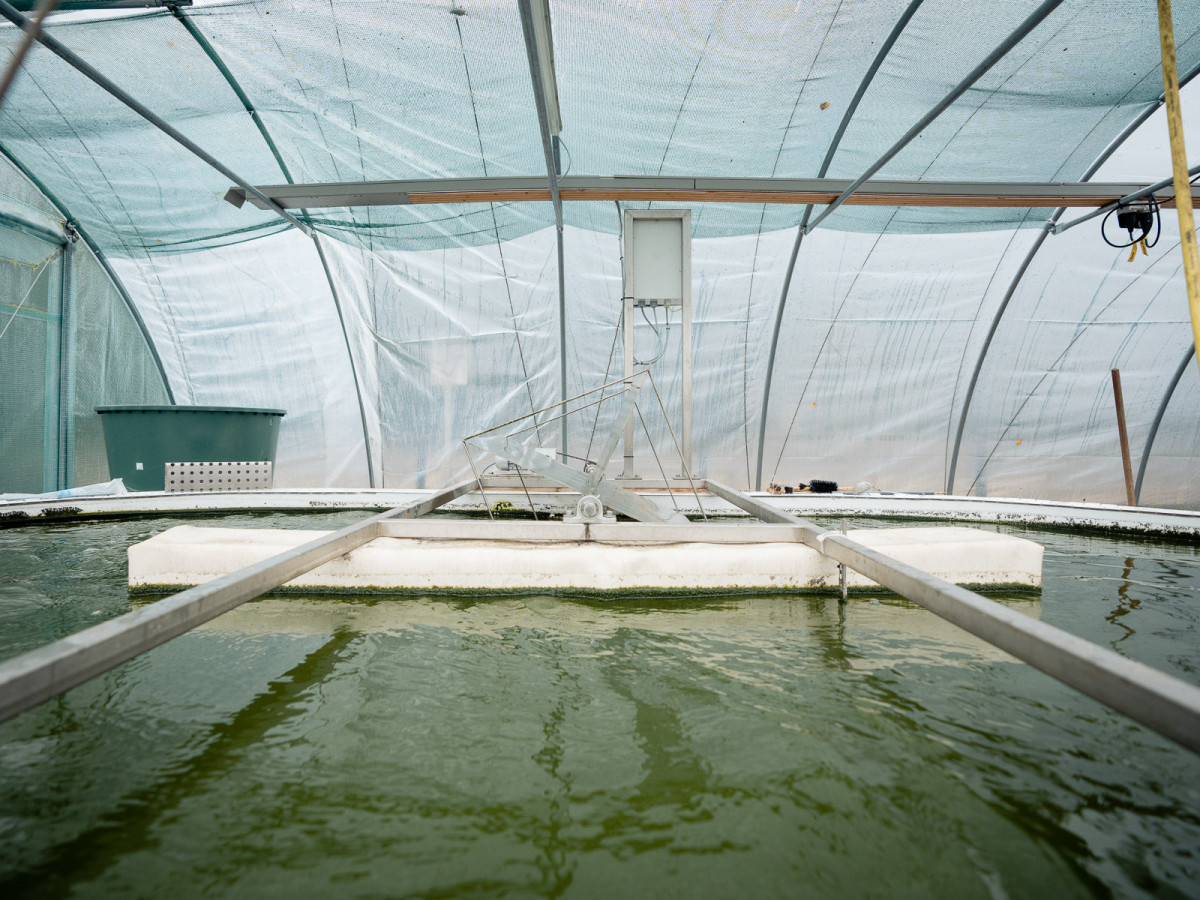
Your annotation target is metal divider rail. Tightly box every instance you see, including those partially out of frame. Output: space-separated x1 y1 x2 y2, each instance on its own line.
703 479 1200 755
0 480 476 724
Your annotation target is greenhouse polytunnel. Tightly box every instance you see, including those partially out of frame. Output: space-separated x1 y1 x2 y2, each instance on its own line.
1 0 1200 505
9 2 1200 898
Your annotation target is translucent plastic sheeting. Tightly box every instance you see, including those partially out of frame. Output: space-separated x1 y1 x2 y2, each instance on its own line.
312 220 804 490
108 229 367 488
0 1 1199 502
304 219 1030 494
0 229 60 493
0 8 289 254
760 224 1046 494
955 213 1194 505
94 191 1198 500
70 238 170 486
253 211 1192 503
1 1 1199 249
947 94 1200 507
318 230 560 489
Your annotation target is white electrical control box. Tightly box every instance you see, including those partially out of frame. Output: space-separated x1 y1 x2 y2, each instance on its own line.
621 209 692 478
629 216 684 304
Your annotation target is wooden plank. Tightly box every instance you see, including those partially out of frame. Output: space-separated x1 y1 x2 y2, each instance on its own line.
407 187 1187 208
232 176 1200 211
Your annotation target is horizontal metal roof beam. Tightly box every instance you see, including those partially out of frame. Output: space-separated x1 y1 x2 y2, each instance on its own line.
225 175 1199 211
8 1 187 8
1052 160 1200 234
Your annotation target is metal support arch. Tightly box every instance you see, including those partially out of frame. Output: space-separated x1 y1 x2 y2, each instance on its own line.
945 59 1200 494
754 0 925 490
0 142 176 403
172 7 377 487
1135 343 1195 504
311 236 377 487
0 0 312 236
54 231 74 489
804 0 1066 235
171 8 294 184
38 243 64 491
759 0 1065 489
516 0 568 463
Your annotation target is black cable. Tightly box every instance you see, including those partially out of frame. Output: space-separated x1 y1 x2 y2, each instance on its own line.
1100 194 1160 250
1146 200 1161 249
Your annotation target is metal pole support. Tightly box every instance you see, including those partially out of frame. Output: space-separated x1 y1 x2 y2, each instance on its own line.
704 479 1200 754
1111 368 1137 506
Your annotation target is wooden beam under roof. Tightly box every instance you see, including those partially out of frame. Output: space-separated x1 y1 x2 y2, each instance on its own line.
224 175 1198 211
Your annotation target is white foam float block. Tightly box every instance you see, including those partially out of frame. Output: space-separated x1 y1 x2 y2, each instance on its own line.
128 525 1042 593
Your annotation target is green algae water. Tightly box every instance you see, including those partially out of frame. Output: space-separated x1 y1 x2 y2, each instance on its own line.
0 513 1199 898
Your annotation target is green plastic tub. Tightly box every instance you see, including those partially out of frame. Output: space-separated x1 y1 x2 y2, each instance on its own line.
96 405 285 491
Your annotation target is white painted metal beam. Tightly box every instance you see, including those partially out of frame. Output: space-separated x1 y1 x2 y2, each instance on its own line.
224 175 1196 211
0 481 476 724
705 480 1200 754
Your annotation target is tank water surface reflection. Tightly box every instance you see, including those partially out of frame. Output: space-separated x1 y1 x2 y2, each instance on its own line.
0 515 1197 898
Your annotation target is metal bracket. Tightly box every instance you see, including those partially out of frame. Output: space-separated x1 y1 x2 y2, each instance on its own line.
470 431 686 524
464 370 691 524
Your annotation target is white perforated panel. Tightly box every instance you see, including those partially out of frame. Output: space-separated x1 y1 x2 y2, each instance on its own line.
164 461 273 492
